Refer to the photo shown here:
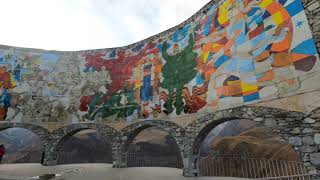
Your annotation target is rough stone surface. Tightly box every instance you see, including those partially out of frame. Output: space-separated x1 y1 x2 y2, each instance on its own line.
302 128 315 134
0 106 317 175
310 153 320 166
289 137 303 146
314 133 320 145
304 118 316 124
265 118 278 127
303 153 310 162
302 0 320 54
254 117 264 122
307 1 320 11
303 136 315 145
300 146 317 153
291 128 301 135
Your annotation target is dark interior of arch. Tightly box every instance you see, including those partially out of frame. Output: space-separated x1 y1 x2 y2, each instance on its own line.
0 127 44 163
198 119 257 157
192 117 241 155
126 126 183 168
57 129 112 164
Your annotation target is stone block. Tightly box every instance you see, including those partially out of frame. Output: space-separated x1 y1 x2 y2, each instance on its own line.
303 153 310 162
304 162 311 166
302 128 315 134
121 136 127 141
289 136 302 146
265 118 277 127
311 122 320 127
291 127 301 135
253 117 264 122
314 133 320 144
304 118 316 124
308 168 318 175
303 136 315 145
278 122 288 126
300 146 316 153
310 153 320 165
307 1 320 11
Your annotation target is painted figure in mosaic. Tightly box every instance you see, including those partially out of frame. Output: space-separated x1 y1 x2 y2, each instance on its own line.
0 0 317 123
0 65 15 121
141 57 153 105
99 66 112 84
161 33 198 115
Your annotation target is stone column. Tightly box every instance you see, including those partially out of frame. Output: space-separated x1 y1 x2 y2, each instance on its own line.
183 154 200 176
41 134 63 166
181 140 200 177
297 117 320 176
112 135 127 168
112 144 127 168
284 117 320 176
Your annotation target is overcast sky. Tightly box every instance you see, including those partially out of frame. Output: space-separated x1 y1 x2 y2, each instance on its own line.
0 0 210 51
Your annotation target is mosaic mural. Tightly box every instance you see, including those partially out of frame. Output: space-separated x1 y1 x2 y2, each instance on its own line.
0 0 318 123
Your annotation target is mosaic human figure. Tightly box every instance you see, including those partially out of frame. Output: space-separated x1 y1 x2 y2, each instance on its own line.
141 57 153 105
161 33 198 115
0 66 15 121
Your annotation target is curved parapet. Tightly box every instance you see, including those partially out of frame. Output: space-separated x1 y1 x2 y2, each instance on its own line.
0 0 318 128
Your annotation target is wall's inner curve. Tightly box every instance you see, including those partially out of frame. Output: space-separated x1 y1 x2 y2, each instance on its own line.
0 0 318 129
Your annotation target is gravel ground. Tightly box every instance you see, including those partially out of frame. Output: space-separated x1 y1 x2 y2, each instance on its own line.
0 164 250 180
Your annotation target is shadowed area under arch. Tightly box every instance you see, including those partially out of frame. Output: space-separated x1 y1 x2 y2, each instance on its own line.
120 120 185 152
56 129 113 164
50 123 119 164
126 126 183 168
0 127 44 164
120 120 185 168
185 106 307 155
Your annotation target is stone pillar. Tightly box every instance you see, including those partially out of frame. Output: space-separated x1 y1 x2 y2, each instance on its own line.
41 135 62 166
112 144 127 168
183 154 200 177
112 135 127 168
286 117 320 175
300 119 320 177
180 148 190 176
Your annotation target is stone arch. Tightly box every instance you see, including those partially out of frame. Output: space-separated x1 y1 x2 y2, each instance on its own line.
0 122 50 164
44 123 120 165
0 122 50 140
182 106 319 176
116 120 185 168
309 107 320 119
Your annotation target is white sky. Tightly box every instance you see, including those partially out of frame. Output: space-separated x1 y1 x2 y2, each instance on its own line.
0 0 210 51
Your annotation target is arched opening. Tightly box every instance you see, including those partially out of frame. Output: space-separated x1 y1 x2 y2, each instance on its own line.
198 119 256 157
193 119 306 178
126 126 183 168
56 129 112 164
0 127 44 164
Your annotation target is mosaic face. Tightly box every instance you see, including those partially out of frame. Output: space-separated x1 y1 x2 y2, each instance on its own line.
0 0 318 123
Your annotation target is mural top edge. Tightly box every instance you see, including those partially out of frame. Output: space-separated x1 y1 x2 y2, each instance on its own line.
0 1 215 54
0 0 319 126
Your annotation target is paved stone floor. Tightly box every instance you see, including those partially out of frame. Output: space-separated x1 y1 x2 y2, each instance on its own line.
0 164 250 180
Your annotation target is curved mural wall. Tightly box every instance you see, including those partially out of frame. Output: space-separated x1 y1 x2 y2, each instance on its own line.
0 0 318 127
